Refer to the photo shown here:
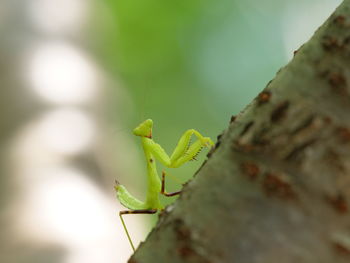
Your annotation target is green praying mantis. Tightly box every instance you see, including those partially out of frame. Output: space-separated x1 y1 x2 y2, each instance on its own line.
114 119 214 252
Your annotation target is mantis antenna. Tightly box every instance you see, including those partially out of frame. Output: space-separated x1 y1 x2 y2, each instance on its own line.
114 119 214 252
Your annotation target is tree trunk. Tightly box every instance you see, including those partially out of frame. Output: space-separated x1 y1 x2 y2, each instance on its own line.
130 1 350 262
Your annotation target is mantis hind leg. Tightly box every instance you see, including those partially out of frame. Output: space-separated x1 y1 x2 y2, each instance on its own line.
119 209 157 252
160 171 181 197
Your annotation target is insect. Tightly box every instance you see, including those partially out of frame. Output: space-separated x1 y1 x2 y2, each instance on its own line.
114 119 214 252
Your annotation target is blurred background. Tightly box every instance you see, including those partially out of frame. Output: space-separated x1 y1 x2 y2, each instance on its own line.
0 0 341 262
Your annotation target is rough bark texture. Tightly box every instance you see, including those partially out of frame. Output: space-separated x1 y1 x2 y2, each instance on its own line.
130 1 350 262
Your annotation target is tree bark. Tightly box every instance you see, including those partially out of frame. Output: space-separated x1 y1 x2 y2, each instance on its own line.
130 1 350 262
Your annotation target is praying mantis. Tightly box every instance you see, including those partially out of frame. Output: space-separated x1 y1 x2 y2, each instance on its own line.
114 119 214 252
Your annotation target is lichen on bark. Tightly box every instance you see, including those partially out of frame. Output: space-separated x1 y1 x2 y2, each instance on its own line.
130 1 350 262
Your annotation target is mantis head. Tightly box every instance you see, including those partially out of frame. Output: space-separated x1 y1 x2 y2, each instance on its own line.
133 119 153 138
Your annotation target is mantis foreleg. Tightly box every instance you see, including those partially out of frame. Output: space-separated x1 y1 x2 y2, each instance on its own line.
170 129 213 167
149 129 214 168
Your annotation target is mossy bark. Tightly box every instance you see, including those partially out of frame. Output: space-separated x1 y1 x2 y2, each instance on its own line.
130 1 350 262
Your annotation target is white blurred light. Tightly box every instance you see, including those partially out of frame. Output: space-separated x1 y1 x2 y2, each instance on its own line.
25 168 112 243
29 0 88 34
28 42 97 104
17 167 123 262
11 120 147 262
38 108 95 155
